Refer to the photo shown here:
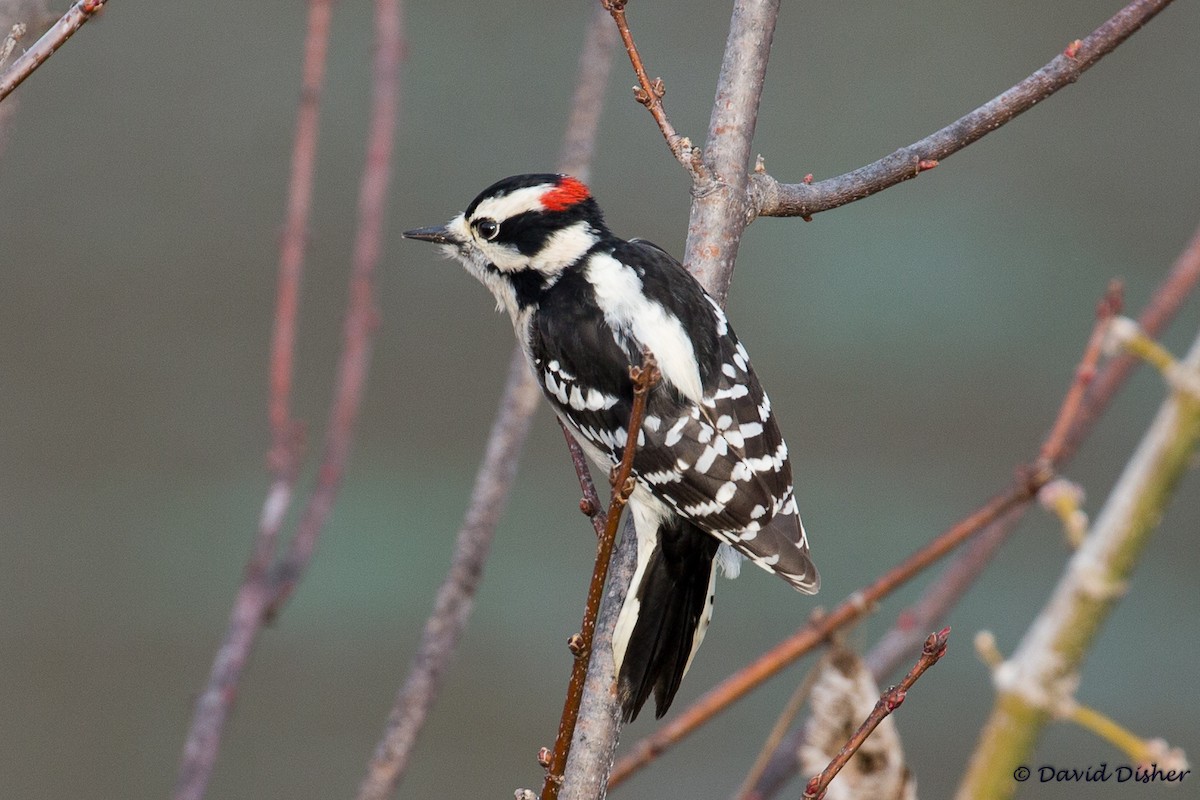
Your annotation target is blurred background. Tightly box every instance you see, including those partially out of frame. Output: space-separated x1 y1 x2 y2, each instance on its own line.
1 1 1197 798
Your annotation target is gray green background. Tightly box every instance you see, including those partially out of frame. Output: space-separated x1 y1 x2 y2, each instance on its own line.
1 1 1197 798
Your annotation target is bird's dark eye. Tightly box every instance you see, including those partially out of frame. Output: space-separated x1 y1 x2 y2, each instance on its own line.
475 218 500 241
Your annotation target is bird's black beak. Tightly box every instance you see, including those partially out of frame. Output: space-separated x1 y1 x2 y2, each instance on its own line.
403 225 454 244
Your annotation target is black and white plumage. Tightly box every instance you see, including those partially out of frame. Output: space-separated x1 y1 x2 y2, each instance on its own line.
405 174 819 722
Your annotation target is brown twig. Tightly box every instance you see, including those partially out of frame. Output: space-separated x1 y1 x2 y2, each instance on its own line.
0 0 104 103
609 284 1130 788
602 0 703 178
802 629 950 800
355 11 616 797
541 352 661 800
1060 222 1200 461
171 3 334 798
562 420 608 538
748 0 1176 220
265 0 404 616
1039 281 1124 464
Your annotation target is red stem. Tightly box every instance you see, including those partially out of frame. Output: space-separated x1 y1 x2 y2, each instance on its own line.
172 3 334 799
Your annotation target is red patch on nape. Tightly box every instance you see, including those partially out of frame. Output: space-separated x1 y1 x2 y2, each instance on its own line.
540 176 591 212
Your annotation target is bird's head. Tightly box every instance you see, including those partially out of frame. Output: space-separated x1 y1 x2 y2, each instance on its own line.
404 174 609 319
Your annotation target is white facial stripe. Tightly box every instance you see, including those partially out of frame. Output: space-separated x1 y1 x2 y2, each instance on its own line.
470 184 554 224
531 221 598 272
585 253 704 404
484 241 531 272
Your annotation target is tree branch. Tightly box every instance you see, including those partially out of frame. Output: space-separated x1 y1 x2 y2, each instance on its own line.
172 3 334 797
541 353 660 800
684 0 780 302
745 221 1200 800
0 0 104 104
803 628 950 800
601 0 703 177
748 0 1176 220
355 10 616 797
560 4 785 792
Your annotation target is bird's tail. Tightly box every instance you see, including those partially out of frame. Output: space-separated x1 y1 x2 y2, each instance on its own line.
612 509 720 722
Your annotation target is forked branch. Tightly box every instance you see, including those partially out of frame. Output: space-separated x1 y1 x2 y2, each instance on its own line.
172 3 335 798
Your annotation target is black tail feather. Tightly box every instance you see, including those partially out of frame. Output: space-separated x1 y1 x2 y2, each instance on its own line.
617 519 719 722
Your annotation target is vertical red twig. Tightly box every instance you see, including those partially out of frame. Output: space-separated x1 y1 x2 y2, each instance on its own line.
541 353 660 800
266 0 404 615
171 4 333 799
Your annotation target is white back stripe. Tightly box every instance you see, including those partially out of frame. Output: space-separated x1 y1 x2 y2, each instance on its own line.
584 253 704 404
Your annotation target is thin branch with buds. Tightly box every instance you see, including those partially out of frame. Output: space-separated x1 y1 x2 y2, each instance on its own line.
563 420 609 538
0 0 105 103
748 0 1176 220
803 629 950 800
355 11 617 797
540 352 661 800
601 0 703 178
